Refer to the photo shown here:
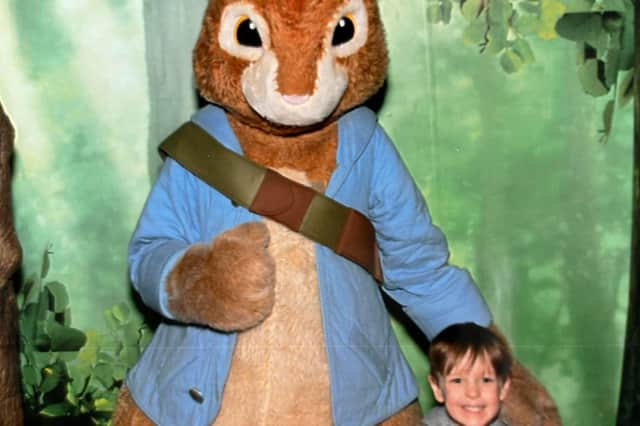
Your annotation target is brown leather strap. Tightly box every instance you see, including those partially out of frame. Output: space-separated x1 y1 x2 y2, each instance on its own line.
160 122 383 282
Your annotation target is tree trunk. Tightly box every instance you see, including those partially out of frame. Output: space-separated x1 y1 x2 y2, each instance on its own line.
616 8 640 424
0 101 23 426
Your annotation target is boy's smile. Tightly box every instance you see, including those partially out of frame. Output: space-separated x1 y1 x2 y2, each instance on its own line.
428 351 511 426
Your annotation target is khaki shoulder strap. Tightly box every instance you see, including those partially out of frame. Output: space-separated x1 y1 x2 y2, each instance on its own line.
159 122 383 283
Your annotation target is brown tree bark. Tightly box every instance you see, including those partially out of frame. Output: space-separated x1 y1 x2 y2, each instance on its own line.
0 101 23 426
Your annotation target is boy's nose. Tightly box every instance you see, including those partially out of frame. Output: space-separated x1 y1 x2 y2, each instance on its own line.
465 382 481 398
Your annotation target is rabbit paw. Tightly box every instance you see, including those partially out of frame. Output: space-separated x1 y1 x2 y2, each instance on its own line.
166 221 276 331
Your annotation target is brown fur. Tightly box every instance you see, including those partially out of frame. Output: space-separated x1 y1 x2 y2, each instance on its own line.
228 116 338 186
166 222 276 331
490 325 562 426
214 190 332 424
193 0 388 136
501 361 562 426
112 387 154 426
0 102 23 426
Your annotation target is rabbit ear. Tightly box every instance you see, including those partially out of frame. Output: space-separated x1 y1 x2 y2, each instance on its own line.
194 0 388 128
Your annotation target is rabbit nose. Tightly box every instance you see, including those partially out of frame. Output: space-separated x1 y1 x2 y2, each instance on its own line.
282 94 310 105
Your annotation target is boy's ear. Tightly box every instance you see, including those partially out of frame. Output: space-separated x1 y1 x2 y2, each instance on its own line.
428 375 445 403
499 377 511 401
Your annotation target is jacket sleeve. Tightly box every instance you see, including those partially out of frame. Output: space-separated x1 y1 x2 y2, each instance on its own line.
128 158 203 319
368 127 492 340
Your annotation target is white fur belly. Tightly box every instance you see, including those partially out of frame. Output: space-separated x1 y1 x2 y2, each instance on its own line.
213 169 332 426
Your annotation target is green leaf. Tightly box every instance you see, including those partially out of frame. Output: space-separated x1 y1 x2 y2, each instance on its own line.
32 351 54 371
68 364 91 395
485 24 508 54
511 38 536 64
461 0 483 21
104 310 119 331
462 16 488 45
40 246 52 279
119 345 141 367
40 365 62 394
119 322 140 346
603 47 620 87
59 350 79 363
37 289 49 322
111 303 131 324
62 307 72 326
34 320 52 351
112 363 128 382
77 329 100 366
20 303 39 340
500 49 524 73
487 0 513 24
513 12 541 34
39 402 70 417
554 13 609 52
98 352 116 364
562 0 600 13
139 327 152 350
22 364 41 386
518 1 541 15
65 382 78 406
93 397 115 413
577 58 610 96
47 319 87 352
46 281 69 313
100 333 121 356
93 363 115 387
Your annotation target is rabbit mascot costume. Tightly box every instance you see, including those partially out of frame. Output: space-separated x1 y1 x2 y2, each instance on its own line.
112 0 561 425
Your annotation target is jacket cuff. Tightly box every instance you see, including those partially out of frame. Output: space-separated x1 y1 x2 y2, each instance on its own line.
403 284 493 340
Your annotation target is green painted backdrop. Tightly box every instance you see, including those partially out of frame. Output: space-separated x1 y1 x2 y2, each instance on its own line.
0 0 633 424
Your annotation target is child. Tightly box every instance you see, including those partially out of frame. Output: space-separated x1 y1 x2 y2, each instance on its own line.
422 323 513 426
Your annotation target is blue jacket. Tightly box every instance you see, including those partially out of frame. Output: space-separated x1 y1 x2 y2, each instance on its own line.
126 105 492 425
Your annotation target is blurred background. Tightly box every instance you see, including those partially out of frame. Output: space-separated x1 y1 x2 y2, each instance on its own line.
0 0 634 424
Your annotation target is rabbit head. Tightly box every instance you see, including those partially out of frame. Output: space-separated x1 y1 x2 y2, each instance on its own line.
193 0 388 133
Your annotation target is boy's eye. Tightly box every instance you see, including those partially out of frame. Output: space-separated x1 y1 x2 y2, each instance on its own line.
482 377 496 383
449 378 463 384
235 17 262 47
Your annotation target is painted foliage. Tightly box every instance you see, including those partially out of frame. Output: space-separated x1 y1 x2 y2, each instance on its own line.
0 0 633 423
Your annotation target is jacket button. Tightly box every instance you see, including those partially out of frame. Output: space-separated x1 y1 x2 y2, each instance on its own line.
189 387 205 404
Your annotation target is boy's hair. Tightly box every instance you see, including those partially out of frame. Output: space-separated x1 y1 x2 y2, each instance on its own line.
428 323 512 383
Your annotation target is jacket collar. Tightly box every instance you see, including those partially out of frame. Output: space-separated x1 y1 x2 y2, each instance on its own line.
191 104 378 197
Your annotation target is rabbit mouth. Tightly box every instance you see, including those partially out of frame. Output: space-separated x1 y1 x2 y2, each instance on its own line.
241 50 348 127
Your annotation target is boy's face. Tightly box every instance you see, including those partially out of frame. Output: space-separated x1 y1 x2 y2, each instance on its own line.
428 352 510 426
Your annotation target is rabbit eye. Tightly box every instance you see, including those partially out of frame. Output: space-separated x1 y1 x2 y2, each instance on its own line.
235 17 262 47
332 15 356 46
